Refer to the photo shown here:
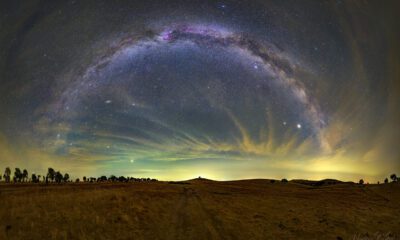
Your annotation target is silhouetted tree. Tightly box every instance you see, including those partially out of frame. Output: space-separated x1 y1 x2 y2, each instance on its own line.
109 175 117 182
390 174 397 182
31 174 38 183
55 171 63 183
281 178 288 183
384 178 389 184
3 167 11 183
118 176 127 182
359 179 364 185
14 168 22 182
99 176 107 182
63 173 70 182
22 169 28 182
47 168 55 182
0 166 158 185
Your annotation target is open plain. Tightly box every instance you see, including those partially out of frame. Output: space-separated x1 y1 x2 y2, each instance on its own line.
1 179 399 240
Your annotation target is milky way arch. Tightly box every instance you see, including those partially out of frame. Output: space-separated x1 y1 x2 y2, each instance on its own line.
34 21 331 172
50 23 330 155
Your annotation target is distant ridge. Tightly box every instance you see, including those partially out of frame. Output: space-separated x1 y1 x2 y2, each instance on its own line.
290 179 354 186
167 177 215 184
187 177 214 182
168 178 356 186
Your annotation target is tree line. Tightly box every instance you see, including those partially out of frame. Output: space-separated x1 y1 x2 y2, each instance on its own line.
1 167 157 184
358 173 399 185
1 167 398 184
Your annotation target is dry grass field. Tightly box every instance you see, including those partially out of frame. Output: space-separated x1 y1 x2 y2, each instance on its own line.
1 179 399 240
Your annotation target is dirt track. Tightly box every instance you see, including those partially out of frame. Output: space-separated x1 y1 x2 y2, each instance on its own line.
166 186 221 239
0 179 399 239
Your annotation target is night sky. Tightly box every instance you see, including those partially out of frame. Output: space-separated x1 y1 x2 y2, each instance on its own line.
0 0 399 181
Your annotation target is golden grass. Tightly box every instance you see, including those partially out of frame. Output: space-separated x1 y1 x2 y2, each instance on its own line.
0 180 399 239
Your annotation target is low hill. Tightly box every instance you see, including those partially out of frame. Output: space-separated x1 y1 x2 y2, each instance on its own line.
290 178 354 186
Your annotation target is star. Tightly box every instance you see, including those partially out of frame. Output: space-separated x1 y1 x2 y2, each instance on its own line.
218 3 227 9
